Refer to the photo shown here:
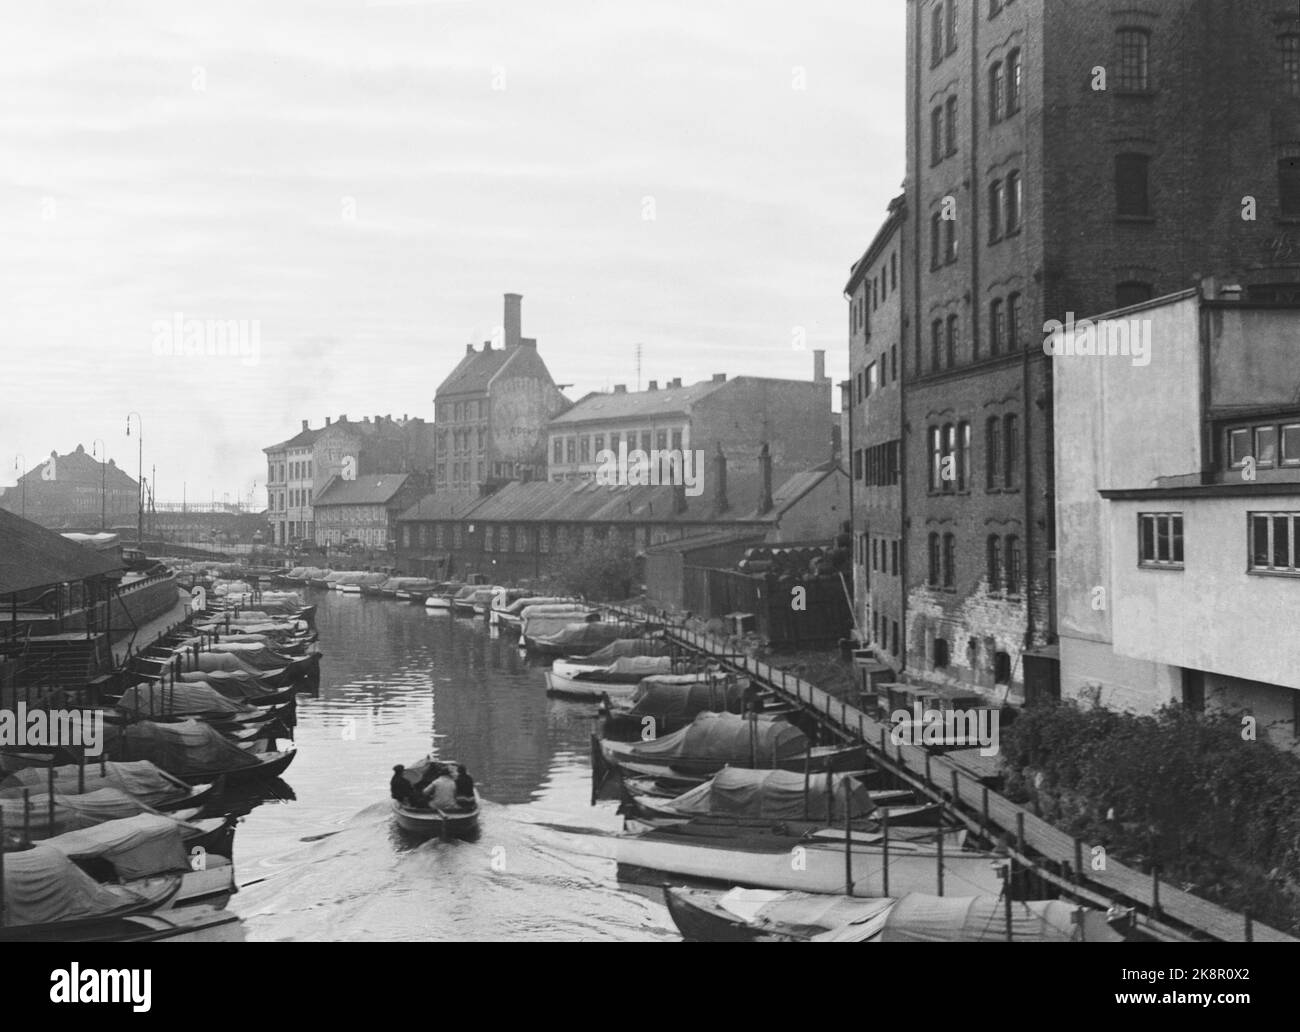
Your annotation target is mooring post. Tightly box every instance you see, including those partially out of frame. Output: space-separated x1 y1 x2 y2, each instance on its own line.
936 821 944 896
843 777 853 896
1074 840 1084 884
881 811 890 897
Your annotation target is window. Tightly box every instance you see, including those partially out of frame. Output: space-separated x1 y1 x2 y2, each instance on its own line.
942 423 956 492
943 533 955 588
994 651 1012 685
890 345 898 383
988 179 1003 243
987 535 1002 590
1115 154 1151 216
566 438 576 463
1003 414 1019 487
656 430 668 451
989 298 1005 355
1005 48 1021 113
945 96 957 155
854 448 864 480
931 106 943 164
1005 170 1021 234
1005 535 1021 593
1139 512 1184 567
989 62 1004 124
928 533 941 586
931 3 943 66
1116 29 1150 91
892 620 900 656
891 252 897 290
946 315 958 368
476 428 486 453
553 438 563 463
931 319 943 371
934 638 950 668
593 434 605 455
959 422 971 490
484 525 495 552
929 427 943 490
1281 34 1300 96
1115 281 1154 308
867 363 878 395
986 417 1002 488
1008 292 1022 349
515 526 528 552
1256 425 1280 467
641 431 652 453
945 0 956 54
453 524 463 548
1280 157 1300 218
1249 512 1300 574
945 214 958 263
579 436 591 463
930 213 942 269
671 429 683 450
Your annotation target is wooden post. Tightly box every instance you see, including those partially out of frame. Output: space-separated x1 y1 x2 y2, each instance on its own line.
1016 811 1026 855
951 770 960 808
936 820 944 896
749 711 757 768
47 763 55 834
78 753 85 794
1004 861 1014 941
22 789 30 842
1074 840 1083 884
803 746 811 819
843 777 853 896
982 785 989 827
881 810 889 897
825 768 833 826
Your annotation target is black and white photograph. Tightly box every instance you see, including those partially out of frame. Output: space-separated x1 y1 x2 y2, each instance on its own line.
0 0 1293 989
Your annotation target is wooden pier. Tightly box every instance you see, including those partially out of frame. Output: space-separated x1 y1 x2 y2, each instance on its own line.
614 610 1294 943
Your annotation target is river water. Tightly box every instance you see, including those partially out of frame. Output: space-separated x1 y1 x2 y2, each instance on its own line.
228 588 675 942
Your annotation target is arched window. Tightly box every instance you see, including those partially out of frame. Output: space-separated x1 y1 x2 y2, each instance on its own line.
985 417 1002 489
987 535 1002 590
1005 535 1022 593
945 96 958 156
1116 28 1150 91
931 3 944 67
1005 48 1022 112
946 314 959 368
928 533 941 585
988 179 1003 243
994 650 1012 684
929 426 943 491
1003 414 1019 487
942 423 956 491
934 637 950 668
1005 170 1022 233
1008 291 1023 348
931 319 943 370
943 533 956 587
988 62 1004 124
989 298 1004 354
1115 153 1151 216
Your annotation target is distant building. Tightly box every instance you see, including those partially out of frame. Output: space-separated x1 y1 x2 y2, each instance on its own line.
264 414 435 546
312 472 430 551
844 194 906 669
1055 286 1300 747
0 444 139 531
432 293 569 492
544 354 833 483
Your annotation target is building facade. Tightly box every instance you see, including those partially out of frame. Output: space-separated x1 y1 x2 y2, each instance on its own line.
901 0 1300 699
1055 288 1300 749
0 445 140 530
312 473 429 550
432 293 569 491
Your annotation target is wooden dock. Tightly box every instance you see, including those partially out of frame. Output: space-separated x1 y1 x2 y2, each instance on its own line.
625 614 1294 943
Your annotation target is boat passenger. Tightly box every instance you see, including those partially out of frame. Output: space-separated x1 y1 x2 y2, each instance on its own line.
390 765 414 804
424 770 459 811
454 764 475 809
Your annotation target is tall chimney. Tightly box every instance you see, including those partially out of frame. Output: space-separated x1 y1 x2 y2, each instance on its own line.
504 293 522 349
325 416 332 425
713 444 728 515
759 442 773 514
301 419 309 431
813 349 826 383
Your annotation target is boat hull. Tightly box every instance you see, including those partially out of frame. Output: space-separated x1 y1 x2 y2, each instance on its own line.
391 796 480 838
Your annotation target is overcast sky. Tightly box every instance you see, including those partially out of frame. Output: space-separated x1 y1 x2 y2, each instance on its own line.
0 0 905 505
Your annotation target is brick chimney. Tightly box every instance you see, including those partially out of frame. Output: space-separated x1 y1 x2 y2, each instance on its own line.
648 380 658 391
504 293 522 349
814 349 826 383
758 442 773 514
614 384 627 393
713 444 728 515
465 343 475 354
325 416 332 425
301 419 309 431
712 373 726 383
670 377 682 388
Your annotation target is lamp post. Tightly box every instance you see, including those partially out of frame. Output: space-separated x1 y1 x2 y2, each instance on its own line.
12 455 25 519
91 439 107 531
126 413 143 548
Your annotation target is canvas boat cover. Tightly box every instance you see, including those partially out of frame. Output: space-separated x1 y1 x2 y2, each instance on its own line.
577 656 674 681
504 597 575 616
0 788 167 837
627 676 744 720
37 814 191 880
1 845 161 927
118 682 254 717
663 767 875 820
715 888 894 939
105 719 259 775
584 638 673 663
877 894 1123 943
178 670 279 700
535 622 643 649
0 760 192 808
522 614 599 639
621 712 807 765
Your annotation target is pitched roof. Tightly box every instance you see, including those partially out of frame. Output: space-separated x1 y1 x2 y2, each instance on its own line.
17 446 138 489
312 474 412 507
0 509 125 595
263 427 322 452
395 491 487 522
435 346 514 398
546 380 726 426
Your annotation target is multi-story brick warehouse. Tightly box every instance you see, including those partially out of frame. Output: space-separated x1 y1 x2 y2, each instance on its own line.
0 445 140 530
432 293 569 491
899 0 1300 699
844 195 907 672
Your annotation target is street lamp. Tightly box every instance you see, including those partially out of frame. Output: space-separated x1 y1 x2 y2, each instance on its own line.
12 454 25 518
126 413 142 548
91 439 107 532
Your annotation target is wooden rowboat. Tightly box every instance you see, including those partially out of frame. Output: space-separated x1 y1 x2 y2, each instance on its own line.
391 792 480 839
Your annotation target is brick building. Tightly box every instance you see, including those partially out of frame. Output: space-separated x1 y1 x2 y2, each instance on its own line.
0 445 140 531
844 194 906 670
432 293 569 491
900 0 1300 698
312 472 429 551
545 353 833 484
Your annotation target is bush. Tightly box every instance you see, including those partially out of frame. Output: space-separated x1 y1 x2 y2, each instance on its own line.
1001 700 1300 933
553 537 639 602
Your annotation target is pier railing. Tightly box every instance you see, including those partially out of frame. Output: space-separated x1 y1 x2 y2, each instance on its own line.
612 608 1294 943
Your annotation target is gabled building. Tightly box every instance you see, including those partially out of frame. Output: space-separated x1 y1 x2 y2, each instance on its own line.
0 445 139 531
432 293 569 491
312 472 429 550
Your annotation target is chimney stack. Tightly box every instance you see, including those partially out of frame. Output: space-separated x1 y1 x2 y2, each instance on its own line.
301 419 309 431
325 416 332 425
670 377 682 388
759 442 773 514
648 380 658 391
504 293 522 349
613 384 627 394
340 414 348 423
712 373 727 383
813 349 826 383
713 444 728 515
466 343 475 354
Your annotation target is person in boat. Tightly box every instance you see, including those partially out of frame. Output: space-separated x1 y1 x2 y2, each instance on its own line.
390 765 414 805
423 768 459 811
454 764 475 809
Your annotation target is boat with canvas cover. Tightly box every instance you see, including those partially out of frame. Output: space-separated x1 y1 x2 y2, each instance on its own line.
0 760 215 812
518 604 599 642
596 712 868 779
600 674 748 737
526 620 652 656
616 819 1005 898
664 886 896 942
544 655 678 699
0 787 202 838
424 582 463 609
103 719 296 786
390 758 479 838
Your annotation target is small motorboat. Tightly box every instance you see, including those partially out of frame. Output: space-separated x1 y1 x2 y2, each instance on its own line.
390 758 479 839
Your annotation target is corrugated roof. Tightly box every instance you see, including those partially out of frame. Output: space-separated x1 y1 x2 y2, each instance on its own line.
547 380 726 426
0 509 125 595
313 474 412 506
396 491 486 522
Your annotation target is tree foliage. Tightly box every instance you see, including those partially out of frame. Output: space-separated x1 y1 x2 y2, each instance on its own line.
553 536 638 602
